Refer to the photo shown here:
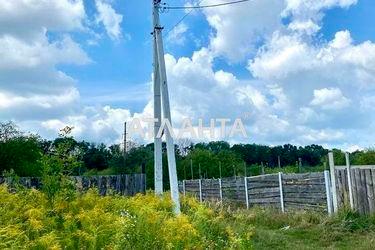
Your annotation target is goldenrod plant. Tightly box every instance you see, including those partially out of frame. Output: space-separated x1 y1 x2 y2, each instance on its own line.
0 187 252 249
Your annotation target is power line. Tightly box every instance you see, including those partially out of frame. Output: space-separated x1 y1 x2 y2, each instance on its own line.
163 0 205 37
161 0 251 10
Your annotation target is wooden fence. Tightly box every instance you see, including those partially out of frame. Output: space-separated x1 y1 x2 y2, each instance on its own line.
180 172 330 213
0 174 146 196
329 152 375 214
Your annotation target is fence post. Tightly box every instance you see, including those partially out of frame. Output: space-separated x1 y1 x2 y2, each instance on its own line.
328 152 338 213
244 177 249 209
324 170 333 215
183 180 186 196
345 152 354 210
219 178 223 202
199 179 202 202
278 172 285 213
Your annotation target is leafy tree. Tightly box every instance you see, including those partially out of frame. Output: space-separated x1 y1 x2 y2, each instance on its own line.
298 144 328 166
82 143 110 171
332 149 346 165
40 140 80 203
0 121 20 141
108 144 126 172
178 148 218 180
216 150 243 177
352 149 375 165
0 122 42 176
125 145 153 174
206 141 230 154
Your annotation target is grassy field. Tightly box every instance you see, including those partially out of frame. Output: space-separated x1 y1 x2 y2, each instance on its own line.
1 185 375 249
234 207 375 249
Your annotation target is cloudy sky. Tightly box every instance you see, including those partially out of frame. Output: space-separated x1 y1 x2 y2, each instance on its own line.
0 0 374 150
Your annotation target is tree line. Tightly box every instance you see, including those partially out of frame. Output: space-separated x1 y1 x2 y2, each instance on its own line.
1 121 374 189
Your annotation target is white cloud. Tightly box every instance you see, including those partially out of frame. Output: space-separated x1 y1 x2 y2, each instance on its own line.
201 0 357 62
244 24 375 147
282 0 357 30
283 0 357 17
310 87 350 110
203 0 284 61
287 19 321 35
330 30 352 49
139 49 300 145
0 35 90 70
0 88 79 110
249 33 313 79
0 32 90 120
95 0 123 41
297 127 345 143
0 0 140 145
0 1 90 129
167 23 188 45
0 0 85 41
40 105 132 144
346 144 363 153
249 30 375 87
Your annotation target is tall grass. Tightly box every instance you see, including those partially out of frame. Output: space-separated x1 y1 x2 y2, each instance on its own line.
0 186 252 249
1 185 375 249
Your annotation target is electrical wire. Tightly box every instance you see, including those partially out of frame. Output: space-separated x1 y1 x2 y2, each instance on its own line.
163 0 205 37
161 0 251 10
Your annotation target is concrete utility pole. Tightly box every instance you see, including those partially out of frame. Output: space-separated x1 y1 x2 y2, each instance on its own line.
152 0 180 214
152 5 163 195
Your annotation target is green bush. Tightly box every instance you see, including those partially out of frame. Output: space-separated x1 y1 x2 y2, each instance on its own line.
0 136 42 176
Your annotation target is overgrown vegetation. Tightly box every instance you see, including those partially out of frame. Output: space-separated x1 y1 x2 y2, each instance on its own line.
1 185 375 249
0 186 254 249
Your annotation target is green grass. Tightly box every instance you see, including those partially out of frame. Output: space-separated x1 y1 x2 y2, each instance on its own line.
223 206 375 249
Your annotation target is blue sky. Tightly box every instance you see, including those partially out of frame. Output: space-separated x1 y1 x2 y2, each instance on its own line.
67 0 374 110
0 0 375 150
322 0 375 42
